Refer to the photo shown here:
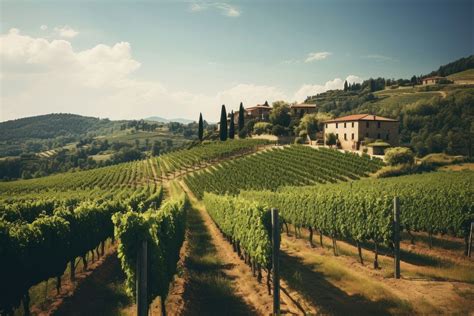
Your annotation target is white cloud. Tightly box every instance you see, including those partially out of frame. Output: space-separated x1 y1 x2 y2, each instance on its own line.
40 25 48 31
189 2 241 17
0 28 362 123
190 3 205 12
54 25 79 38
304 51 332 63
0 28 282 122
293 75 362 102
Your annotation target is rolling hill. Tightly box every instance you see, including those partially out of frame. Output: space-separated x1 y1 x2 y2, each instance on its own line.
0 113 119 142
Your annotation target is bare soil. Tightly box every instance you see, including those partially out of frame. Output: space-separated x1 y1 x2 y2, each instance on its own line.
179 180 316 315
29 243 130 316
281 228 474 315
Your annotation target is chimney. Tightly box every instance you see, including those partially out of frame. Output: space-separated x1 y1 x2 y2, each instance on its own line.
373 115 376 120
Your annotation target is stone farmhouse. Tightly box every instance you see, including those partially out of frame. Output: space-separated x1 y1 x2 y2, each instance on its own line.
323 114 399 153
422 76 445 85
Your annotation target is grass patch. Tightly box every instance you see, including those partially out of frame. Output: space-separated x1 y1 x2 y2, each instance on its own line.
280 241 413 315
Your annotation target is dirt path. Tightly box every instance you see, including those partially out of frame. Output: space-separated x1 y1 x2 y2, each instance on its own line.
179 181 316 315
281 231 474 315
30 243 131 316
51 250 131 316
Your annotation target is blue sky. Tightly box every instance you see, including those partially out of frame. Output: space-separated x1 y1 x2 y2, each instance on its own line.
1 0 472 121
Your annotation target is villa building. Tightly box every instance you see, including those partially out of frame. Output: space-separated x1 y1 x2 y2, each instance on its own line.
323 114 399 151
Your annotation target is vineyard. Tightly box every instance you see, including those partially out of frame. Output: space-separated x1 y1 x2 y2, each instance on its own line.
240 171 474 264
185 145 384 198
158 138 270 176
0 140 473 315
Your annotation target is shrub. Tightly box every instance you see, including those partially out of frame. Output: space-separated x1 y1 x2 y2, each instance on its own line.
253 122 272 135
385 147 414 166
326 133 337 146
374 162 435 178
271 125 288 136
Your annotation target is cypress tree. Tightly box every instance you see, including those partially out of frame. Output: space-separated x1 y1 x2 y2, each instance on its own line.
238 102 245 132
219 104 228 141
344 80 348 91
369 79 375 92
198 112 204 141
229 111 235 139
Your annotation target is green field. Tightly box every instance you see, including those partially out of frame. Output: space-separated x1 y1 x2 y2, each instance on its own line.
447 69 474 82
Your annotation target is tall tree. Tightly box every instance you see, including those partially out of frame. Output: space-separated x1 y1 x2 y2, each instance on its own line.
238 102 245 132
229 111 235 139
219 104 228 141
198 112 204 141
344 80 348 91
151 140 161 156
369 79 375 92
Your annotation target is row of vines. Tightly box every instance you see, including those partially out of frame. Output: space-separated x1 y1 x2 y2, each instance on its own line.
185 145 384 198
241 171 474 257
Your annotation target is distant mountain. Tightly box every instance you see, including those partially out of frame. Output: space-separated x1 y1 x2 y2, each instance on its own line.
0 113 118 142
145 116 194 124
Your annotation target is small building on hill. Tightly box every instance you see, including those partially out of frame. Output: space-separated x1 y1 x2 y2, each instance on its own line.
422 76 445 85
289 103 317 117
323 114 399 151
246 101 272 121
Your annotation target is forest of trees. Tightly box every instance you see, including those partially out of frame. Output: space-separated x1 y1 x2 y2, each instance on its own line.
427 54 474 77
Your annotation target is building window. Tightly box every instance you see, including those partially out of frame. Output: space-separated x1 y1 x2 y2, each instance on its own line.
336 133 339 139
325 123 328 128
386 134 389 140
344 122 346 128
377 133 381 139
366 122 369 128
351 122 354 128
344 133 347 140
351 133 354 140
336 123 338 128
377 122 381 128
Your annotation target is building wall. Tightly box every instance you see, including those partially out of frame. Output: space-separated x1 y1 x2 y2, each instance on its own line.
324 121 360 150
324 120 399 150
248 109 271 121
359 120 399 146
423 79 439 85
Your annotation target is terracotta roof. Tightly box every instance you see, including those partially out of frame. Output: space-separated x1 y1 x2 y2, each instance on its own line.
290 103 316 108
246 105 272 110
323 114 398 123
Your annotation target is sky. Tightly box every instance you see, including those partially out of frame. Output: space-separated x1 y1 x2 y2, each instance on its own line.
0 0 473 122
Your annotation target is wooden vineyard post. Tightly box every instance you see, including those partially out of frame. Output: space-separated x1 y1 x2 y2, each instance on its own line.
272 208 280 316
393 197 401 279
136 239 148 316
468 222 474 258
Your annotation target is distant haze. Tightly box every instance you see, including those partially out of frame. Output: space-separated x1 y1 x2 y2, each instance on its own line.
145 116 195 124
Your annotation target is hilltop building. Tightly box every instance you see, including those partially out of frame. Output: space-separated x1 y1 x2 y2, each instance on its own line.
323 114 399 153
422 76 445 85
245 101 272 121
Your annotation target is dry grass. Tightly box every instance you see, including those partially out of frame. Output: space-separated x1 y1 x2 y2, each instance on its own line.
281 226 474 315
